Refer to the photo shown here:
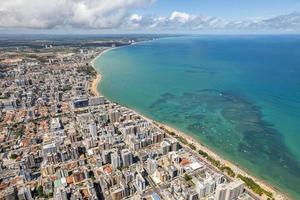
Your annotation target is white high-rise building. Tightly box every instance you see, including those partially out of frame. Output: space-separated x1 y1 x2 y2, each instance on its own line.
109 110 121 123
214 180 244 200
196 182 206 198
161 140 171 155
147 158 157 175
121 149 133 167
89 123 97 138
111 151 121 170
102 150 112 164
196 173 217 198
225 180 244 200
89 96 105 106
136 173 146 192
124 171 134 184
215 184 227 200
18 187 33 200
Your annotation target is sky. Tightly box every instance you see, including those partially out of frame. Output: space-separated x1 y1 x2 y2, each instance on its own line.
145 0 300 19
0 0 300 34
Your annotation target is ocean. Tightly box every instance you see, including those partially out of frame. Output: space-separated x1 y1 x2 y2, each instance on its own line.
95 35 300 199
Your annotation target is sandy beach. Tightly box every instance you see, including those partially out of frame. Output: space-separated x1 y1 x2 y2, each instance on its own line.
90 46 289 200
90 73 101 96
90 48 114 97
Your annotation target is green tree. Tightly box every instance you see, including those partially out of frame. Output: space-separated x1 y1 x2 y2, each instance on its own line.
237 174 273 198
37 185 44 198
10 154 17 159
184 174 192 181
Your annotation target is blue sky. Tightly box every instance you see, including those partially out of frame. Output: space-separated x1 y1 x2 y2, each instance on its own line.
0 0 299 33
143 0 300 19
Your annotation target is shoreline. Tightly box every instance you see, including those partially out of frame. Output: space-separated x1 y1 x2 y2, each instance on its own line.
90 46 289 200
135 113 288 200
90 48 114 96
90 73 101 96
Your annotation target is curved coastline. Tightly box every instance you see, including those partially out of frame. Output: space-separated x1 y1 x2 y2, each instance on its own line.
90 48 114 96
90 44 289 200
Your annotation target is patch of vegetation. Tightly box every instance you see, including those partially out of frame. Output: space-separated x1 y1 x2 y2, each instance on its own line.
237 174 273 198
117 166 123 171
32 185 47 198
169 131 176 136
60 85 72 92
9 153 18 159
219 165 235 177
15 127 25 137
206 156 221 168
115 127 122 135
198 149 235 177
176 136 188 145
77 65 97 77
198 149 208 158
37 185 44 198
188 143 196 150
184 174 192 181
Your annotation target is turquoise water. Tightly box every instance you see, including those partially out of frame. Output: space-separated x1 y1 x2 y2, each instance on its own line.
95 36 300 199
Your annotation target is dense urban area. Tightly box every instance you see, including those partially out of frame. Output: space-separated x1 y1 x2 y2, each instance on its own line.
0 36 277 200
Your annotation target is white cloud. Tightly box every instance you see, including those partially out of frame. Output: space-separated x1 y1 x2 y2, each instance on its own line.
169 11 194 23
124 14 144 29
121 11 300 32
130 14 143 22
0 2 299 33
0 0 156 29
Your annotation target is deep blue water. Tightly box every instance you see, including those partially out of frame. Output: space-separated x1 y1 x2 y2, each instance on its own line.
95 36 300 199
